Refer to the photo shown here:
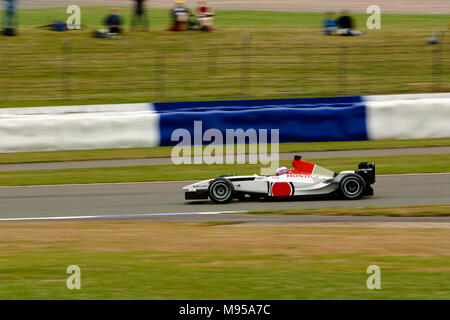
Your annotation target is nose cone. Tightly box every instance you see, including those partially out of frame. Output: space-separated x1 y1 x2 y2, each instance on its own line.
183 182 196 190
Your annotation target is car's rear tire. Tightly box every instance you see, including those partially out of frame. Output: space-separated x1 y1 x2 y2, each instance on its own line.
208 178 235 204
339 174 366 200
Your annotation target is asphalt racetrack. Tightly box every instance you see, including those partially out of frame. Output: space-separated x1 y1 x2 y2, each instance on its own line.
0 173 449 222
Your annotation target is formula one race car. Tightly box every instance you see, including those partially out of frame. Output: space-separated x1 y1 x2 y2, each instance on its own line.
183 155 375 203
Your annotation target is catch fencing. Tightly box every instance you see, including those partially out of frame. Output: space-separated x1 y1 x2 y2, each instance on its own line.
0 41 448 107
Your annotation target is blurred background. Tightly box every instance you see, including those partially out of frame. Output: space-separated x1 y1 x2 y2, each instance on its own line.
0 0 449 301
0 0 448 108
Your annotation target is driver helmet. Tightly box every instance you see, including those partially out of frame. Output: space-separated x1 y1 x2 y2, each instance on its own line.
276 166 288 176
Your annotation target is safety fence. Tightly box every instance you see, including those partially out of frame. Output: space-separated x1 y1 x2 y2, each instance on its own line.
0 42 449 107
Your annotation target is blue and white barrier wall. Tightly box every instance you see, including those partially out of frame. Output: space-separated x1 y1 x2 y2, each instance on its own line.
0 93 448 153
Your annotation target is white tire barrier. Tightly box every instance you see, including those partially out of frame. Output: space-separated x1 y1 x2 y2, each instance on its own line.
365 93 450 140
0 103 160 153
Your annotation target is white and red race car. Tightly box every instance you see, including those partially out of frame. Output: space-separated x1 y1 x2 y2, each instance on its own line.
183 155 375 203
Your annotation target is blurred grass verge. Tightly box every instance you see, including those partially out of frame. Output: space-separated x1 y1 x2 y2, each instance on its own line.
1 138 449 164
0 221 449 299
247 205 450 216
0 153 448 185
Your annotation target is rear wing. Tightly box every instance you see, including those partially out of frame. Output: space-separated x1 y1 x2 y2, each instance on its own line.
356 162 375 185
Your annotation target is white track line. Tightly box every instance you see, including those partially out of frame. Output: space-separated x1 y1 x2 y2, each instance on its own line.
0 210 246 222
0 180 199 189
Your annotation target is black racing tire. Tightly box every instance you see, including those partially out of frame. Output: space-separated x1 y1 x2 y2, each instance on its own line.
208 178 235 204
339 174 366 200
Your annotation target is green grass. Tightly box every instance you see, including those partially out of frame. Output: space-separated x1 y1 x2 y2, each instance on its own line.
1 222 449 299
1 138 449 164
3 250 450 299
0 153 448 185
0 7 448 107
198 221 242 227
247 205 450 217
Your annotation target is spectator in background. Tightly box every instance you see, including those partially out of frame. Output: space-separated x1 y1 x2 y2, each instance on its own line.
169 0 190 31
196 1 215 31
3 0 18 36
104 8 123 34
321 12 337 35
131 0 149 31
337 10 363 36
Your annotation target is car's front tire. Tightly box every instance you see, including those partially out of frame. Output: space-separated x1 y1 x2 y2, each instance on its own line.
208 178 235 203
339 174 366 200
